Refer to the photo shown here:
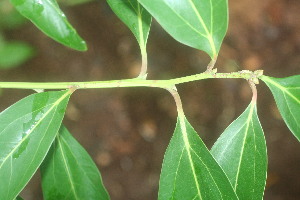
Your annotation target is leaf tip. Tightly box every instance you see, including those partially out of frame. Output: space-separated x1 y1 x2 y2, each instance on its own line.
73 40 88 51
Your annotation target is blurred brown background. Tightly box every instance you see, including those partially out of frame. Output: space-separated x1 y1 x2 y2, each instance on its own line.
1 0 300 199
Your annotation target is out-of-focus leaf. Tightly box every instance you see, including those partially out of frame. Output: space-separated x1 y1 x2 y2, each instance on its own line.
137 0 228 58
211 102 267 199
15 196 24 200
58 0 94 6
0 41 34 69
107 0 151 50
0 11 26 29
0 0 27 29
159 115 238 200
261 75 300 141
10 0 87 51
0 90 71 200
0 34 4 48
41 125 110 200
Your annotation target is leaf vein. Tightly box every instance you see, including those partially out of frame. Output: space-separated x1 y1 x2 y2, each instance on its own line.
180 118 203 200
0 92 69 172
171 148 185 198
162 1 207 38
57 135 79 200
234 103 254 189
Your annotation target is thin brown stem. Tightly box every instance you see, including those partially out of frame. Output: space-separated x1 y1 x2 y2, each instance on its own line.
167 86 184 116
248 80 257 103
206 57 217 72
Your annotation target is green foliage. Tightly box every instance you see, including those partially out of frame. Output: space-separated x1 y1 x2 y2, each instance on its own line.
211 102 267 200
261 75 300 141
41 125 110 200
107 0 151 51
159 115 238 199
0 90 71 199
137 0 228 58
107 0 151 77
0 0 299 199
10 0 87 51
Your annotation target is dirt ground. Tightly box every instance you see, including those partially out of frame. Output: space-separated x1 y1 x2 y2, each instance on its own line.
1 0 300 199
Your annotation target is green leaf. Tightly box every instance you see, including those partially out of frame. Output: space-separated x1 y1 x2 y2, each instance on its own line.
15 196 24 200
159 115 238 200
211 102 267 200
41 125 110 200
0 41 34 69
10 0 87 51
107 0 151 50
0 90 71 200
261 75 300 141
137 0 228 58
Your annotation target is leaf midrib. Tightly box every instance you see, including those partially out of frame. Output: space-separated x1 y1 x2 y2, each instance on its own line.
0 92 69 171
0 105 48 137
190 147 223 198
179 117 202 200
187 0 216 55
57 135 79 200
127 0 147 48
263 76 300 104
179 117 228 199
234 103 255 190
160 1 207 38
137 3 146 48
13 106 58 197
60 135 101 193
187 0 210 35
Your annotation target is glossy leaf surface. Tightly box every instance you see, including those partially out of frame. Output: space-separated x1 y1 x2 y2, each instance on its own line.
41 125 110 200
261 75 300 141
0 90 71 199
159 115 238 200
137 0 228 58
211 102 267 199
10 0 87 51
107 0 151 49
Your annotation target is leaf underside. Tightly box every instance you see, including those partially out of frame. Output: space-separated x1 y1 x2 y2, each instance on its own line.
159 116 238 200
41 125 110 200
211 102 267 200
261 75 300 141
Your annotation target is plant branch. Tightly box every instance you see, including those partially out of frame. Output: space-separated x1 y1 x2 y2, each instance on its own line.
0 70 263 90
